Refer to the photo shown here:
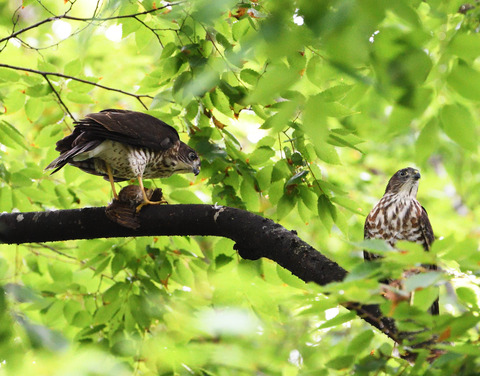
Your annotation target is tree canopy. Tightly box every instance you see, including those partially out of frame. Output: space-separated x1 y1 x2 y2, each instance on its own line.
0 0 479 374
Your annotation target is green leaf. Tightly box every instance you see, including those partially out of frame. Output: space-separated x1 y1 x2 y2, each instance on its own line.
456 287 479 309
317 195 336 232
64 59 83 76
246 63 299 104
326 355 355 370
439 103 478 152
415 119 439 163
93 256 112 277
174 260 195 287
447 34 480 62
215 254 233 269
314 140 341 165
63 300 83 324
10 172 33 187
318 311 356 329
111 254 125 277
25 84 52 97
276 264 306 289
351 239 391 254
4 90 25 114
440 344 480 356
0 68 20 82
256 165 273 192
260 101 297 132
135 27 153 51
448 61 480 102
346 330 374 354
240 68 260 85
0 120 28 150
161 42 177 58
240 177 259 210
286 170 308 187
169 190 203 204
121 19 140 38
268 180 284 205
404 271 441 292
277 194 295 220
248 146 275 166
94 302 121 325
299 186 318 213
66 92 94 104
330 196 363 215
25 98 43 121
71 311 91 328
210 87 231 116
48 263 73 283
448 313 480 338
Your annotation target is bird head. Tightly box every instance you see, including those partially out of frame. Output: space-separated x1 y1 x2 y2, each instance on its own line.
177 142 201 176
384 167 421 197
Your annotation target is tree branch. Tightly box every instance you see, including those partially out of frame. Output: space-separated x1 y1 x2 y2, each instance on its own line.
0 63 152 110
0 3 183 45
0 204 398 342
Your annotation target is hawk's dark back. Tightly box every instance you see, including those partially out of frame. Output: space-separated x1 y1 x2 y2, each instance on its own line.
45 109 200 182
364 167 438 315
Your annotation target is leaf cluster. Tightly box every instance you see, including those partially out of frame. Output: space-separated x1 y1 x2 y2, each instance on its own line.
0 0 480 374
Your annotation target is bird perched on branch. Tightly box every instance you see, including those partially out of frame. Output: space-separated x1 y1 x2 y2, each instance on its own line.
364 167 438 315
46 109 200 210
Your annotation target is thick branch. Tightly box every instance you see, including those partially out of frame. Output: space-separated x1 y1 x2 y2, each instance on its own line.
0 204 397 341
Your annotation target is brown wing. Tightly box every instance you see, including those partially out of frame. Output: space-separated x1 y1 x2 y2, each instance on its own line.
46 110 179 174
419 206 434 251
74 109 180 151
419 205 439 315
363 213 379 262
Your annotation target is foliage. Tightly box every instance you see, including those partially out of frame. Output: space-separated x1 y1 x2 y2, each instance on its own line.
0 0 479 374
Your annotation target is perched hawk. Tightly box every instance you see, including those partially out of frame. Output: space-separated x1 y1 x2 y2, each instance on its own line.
46 109 201 209
364 167 438 315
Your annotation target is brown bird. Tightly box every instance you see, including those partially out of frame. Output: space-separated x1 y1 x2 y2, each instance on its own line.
364 167 438 315
45 109 201 210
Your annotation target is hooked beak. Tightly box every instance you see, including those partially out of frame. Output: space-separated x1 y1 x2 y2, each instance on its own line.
413 170 421 180
193 167 200 176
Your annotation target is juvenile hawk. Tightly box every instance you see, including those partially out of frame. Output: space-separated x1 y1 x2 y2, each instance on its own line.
364 167 438 315
46 109 200 209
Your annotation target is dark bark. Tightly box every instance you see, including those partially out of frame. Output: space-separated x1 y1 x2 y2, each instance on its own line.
0 204 398 341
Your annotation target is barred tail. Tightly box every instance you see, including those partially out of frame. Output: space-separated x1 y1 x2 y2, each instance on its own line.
45 140 102 174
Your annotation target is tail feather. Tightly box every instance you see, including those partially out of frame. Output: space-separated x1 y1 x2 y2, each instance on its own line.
45 140 102 173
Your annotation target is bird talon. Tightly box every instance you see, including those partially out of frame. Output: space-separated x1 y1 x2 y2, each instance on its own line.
135 199 168 213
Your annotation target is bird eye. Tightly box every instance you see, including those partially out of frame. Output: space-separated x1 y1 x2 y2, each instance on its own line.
399 171 407 177
188 152 197 161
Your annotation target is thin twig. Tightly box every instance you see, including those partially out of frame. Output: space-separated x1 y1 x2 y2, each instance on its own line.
0 63 152 110
43 74 76 121
133 16 164 48
32 243 115 280
0 3 184 45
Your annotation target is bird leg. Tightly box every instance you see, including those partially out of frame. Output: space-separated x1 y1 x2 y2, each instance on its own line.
106 163 118 200
136 175 167 212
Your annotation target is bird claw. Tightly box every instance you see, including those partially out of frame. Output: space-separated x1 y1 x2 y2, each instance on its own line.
135 198 168 213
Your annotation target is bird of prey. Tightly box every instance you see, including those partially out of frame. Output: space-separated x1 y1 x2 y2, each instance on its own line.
45 109 201 210
364 167 438 315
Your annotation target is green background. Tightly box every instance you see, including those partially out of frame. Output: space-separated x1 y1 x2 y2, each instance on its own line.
0 0 479 374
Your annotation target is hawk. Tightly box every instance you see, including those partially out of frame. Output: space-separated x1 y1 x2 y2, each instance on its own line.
364 167 438 315
46 109 201 209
